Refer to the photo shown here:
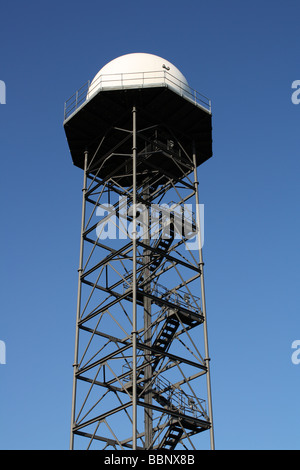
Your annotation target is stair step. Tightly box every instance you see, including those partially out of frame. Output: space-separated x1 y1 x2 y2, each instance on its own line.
149 229 174 272
152 317 180 370
158 329 176 338
159 425 184 450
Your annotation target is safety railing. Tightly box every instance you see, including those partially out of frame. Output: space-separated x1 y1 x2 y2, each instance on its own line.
122 363 207 420
153 375 207 420
150 282 200 314
123 278 200 315
64 70 211 120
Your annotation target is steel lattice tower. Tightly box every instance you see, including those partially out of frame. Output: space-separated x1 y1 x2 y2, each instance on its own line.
63 53 214 450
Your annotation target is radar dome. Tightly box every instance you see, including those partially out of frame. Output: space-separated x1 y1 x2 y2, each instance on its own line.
87 53 190 99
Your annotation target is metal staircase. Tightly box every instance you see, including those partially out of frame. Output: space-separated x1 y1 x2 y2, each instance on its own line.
148 215 175 273
151 375 208 449
159 423 184 450
121 202 210 449
152 315 179 361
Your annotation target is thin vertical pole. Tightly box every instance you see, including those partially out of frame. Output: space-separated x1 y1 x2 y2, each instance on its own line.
143 183 152 449
192 144 215 450
132 106 138 450
70 150 88 450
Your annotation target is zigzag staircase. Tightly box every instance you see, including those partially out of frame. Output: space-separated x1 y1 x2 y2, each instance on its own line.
123 204 209 449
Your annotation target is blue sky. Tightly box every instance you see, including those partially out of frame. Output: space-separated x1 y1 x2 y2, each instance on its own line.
0 0 300 450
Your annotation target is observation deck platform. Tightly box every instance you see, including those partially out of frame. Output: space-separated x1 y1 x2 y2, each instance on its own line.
63 69 213 182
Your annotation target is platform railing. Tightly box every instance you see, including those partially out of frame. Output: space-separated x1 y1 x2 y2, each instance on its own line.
123 278 201 315
153 374 207 420
122 363 207 420
64 70 211 120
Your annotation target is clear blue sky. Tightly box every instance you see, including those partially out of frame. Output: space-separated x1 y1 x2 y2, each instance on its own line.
0 0 299 450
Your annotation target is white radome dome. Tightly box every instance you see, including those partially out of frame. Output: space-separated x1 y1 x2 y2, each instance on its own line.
87 53 190 99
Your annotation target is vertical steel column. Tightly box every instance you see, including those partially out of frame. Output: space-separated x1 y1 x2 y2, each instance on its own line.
192 144 215 450
143 184 153 449
70 150 88 450
132 106 138 450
